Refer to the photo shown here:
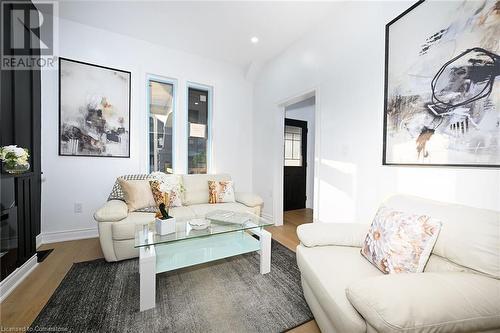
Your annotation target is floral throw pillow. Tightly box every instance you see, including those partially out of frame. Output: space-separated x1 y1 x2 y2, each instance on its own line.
208 180 235 204
361 206 442 274
148 172 183 207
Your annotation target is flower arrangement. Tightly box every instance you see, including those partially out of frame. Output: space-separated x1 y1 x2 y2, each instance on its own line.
155 192 172 220
0 145 30 174
154 192 176 235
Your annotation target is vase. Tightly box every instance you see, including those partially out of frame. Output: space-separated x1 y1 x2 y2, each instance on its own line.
4 162 30 174
155 217 176 235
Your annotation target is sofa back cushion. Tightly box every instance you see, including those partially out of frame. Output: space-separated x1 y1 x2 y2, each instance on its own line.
182 174 232 205
384 195 500 279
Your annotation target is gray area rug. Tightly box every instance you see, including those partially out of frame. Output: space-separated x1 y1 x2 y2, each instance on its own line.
31 240 313 333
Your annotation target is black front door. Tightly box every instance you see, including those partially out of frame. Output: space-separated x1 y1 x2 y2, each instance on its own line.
283 118 307 211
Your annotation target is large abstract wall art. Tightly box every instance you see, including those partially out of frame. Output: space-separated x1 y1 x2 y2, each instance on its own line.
59 58 131 157
383 0 500 167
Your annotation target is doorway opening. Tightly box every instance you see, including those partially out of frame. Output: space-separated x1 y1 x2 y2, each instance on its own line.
283 96 315 228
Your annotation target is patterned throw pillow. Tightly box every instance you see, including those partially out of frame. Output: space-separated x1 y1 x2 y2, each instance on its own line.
149 172 183 207
149 180 183 208
108 174 151 201
361 206 442 274
208 180 235 204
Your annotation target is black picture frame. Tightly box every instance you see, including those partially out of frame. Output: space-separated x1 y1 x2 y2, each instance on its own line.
58 57 131 158
382 0 499 168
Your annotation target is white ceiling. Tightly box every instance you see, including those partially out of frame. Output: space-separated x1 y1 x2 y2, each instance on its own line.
57 1 337 68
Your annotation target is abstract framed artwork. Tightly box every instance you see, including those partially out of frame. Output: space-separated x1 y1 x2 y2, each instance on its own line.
59 57 131 157
383 0 499 167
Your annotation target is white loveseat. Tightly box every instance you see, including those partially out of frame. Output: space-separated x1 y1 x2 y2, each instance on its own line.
94 174 263 262
296 195 500 333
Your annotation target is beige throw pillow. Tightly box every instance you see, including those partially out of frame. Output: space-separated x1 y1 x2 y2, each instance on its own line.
117 178 156 212
361 206 442 274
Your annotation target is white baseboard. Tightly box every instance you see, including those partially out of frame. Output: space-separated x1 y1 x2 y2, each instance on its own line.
0 254 38 302
40 227 99 245
261 212 273 221
36 233 42 249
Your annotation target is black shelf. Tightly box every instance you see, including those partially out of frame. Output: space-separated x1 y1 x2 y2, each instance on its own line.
0 0 41 282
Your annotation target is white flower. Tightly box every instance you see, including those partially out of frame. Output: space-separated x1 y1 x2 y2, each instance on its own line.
14 147 26 157
0 145 29 165
2 145 18 153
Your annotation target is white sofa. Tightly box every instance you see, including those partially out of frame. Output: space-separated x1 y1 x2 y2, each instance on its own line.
94 173 263 262
296 195 500 333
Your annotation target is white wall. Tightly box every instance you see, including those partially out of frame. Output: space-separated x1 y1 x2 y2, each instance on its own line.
285 97 315 209
253 1 500 223
41 18 253 239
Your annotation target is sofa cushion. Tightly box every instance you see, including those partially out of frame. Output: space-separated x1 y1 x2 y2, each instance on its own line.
110 203 258 241
169 206 197 219
296 245 382 333
346 272 500 333
425 254 479 274
189 203 254 217
111 207 196 240
182 174 231 205
384 195 500 278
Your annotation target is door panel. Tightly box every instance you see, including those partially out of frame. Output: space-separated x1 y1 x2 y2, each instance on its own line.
283 119 307 211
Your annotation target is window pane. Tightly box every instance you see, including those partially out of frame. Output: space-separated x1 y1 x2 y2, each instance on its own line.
284 139 293 159
283 125 302 167
149 80 174 173
292 141 301 159
188 87 209 174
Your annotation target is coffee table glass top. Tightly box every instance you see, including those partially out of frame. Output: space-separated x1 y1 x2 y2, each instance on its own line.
134 210 273 248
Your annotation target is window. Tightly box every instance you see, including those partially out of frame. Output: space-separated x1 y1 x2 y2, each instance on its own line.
148 79 174 173
284 125 302 166
187 87 210 174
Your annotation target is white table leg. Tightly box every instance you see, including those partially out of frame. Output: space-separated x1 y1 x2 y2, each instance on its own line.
139 245 156 311
258 229 271 274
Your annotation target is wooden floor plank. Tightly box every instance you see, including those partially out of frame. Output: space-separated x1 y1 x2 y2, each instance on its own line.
0 209 319 332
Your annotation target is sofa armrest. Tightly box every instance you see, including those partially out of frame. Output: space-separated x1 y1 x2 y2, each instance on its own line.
296 223 367 248
94 200 128 222
346 272 500 333
235 192 263 207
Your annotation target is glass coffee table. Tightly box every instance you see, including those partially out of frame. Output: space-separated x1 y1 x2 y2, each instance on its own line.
134 211 273 311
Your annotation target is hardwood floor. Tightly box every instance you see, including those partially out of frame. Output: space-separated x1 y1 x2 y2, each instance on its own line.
0 209 320 332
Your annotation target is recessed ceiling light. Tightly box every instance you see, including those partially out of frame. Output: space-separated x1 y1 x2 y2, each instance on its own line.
250 36 259 44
